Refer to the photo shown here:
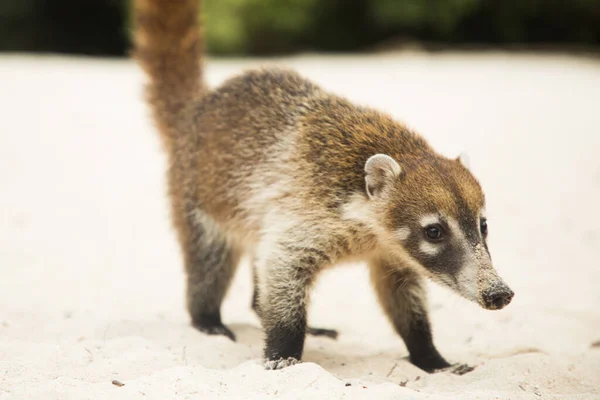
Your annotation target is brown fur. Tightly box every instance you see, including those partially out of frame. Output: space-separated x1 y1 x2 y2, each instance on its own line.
133 0 512 372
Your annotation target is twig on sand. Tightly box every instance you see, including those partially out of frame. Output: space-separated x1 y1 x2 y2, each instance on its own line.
386 362 398 378
519 381 542 397
518 383 527 391
84 347 93 362
305 374 320 388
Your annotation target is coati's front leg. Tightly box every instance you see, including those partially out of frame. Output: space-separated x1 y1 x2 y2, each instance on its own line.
256 244 329 370
178 208 240 341
369 257 452 373
251 262 338 339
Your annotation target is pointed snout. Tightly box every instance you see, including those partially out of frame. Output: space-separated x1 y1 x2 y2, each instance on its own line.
481 284 514 310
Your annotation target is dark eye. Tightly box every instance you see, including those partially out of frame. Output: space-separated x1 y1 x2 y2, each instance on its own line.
425 224 443 241
480 219 488 236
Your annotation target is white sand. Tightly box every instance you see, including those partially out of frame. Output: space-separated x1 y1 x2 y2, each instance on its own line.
1 52 599 399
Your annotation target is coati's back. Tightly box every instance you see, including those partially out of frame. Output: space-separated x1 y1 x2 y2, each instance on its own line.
184 69 329 231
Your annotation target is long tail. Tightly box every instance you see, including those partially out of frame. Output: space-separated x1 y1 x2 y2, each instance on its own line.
133 0 204 142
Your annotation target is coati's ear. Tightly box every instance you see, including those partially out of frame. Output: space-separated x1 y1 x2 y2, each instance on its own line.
457 151 471 170
364 154 401 199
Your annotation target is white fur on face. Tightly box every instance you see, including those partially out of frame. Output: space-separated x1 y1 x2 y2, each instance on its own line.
419 241 442 256
455 256 478 301
419 214 440 227
446 217 464 241
395 227 411 241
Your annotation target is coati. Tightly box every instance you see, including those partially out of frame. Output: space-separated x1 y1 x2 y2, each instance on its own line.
133 0 514 372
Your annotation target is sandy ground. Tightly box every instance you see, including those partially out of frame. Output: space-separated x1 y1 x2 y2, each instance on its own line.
1 52 599 399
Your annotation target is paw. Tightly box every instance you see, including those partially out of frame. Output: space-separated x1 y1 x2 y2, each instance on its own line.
192 322 236 341
436 363 475 375
307 327 338 340
264 357 300 370
411 354 451 373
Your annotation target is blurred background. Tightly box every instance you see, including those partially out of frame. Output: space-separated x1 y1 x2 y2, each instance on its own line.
1 0 599 56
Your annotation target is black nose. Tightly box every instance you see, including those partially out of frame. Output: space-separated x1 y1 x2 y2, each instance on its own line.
483 288 514 310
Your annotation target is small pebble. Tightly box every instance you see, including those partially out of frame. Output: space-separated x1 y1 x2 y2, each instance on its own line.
345 383 351 387
112 380 125 387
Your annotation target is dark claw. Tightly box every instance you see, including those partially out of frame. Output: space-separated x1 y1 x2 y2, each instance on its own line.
447 363 475 375
193 322 236 341
430 362 475 375
307 326 338 339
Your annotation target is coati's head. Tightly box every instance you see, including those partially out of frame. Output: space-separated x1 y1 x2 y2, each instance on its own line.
362 153 514 310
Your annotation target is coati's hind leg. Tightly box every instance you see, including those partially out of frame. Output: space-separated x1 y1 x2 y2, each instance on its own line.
250 259 338 339
178 208 240 341
370 258 456 373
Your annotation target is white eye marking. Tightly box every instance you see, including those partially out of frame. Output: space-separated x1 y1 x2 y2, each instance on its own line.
480 208 487 220
420 214 440 227
395 227 411 241
419 241 442 256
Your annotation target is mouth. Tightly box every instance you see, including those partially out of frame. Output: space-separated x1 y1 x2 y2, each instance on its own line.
480 288 514 310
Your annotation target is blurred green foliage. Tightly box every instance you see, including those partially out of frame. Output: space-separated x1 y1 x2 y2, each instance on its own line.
203 0 600 54
204 0 319 54
371 0 479 35
0 0 599 55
